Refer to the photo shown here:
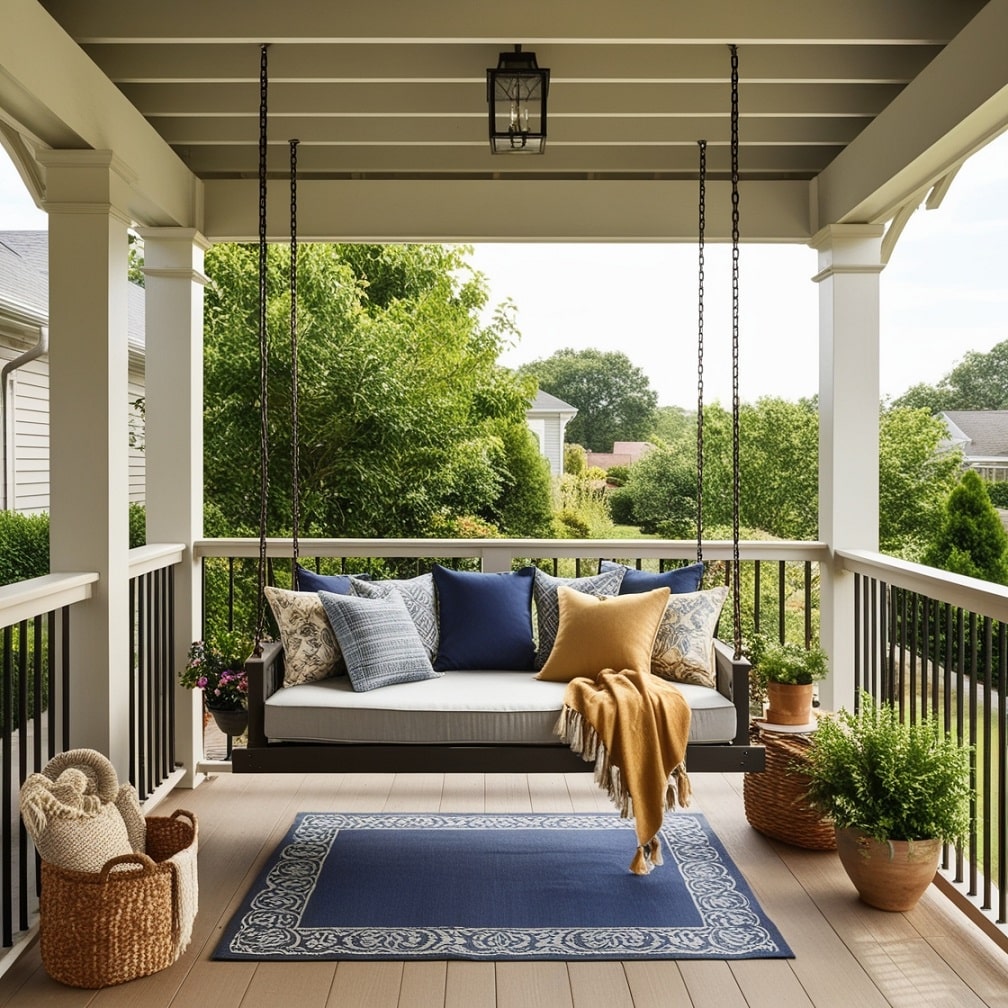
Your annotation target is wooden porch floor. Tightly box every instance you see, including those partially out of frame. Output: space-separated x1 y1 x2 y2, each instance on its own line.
2 769 1007 1008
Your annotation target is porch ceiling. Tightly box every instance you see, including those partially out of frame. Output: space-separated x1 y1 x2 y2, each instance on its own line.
4 1 1008 241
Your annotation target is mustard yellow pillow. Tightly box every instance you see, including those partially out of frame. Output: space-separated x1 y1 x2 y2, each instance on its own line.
535 585 670 682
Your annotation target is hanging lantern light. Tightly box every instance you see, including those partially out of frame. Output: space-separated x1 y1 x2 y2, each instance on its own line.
487 45 549 154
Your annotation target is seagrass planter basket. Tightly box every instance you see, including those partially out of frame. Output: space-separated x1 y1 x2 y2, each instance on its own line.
39 809 198 989
743 724 836 850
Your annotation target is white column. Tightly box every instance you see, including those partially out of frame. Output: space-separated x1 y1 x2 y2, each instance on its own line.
41 150 133 777
811 224 884 711
137 227 209 788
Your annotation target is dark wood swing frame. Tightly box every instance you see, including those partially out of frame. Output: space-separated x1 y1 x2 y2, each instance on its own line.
232 44 765 778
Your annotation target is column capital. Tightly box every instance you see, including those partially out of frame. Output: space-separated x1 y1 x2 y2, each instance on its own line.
38 149 137 225
810 223 886 282
137 227 211 285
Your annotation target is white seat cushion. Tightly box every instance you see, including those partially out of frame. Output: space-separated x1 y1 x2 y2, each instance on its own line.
264 669 737 746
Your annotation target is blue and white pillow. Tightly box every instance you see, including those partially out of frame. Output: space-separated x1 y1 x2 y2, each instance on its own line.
532 566 625 669
349 573 438 659
318 590 440 692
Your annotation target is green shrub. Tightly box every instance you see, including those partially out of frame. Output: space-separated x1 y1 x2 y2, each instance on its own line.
0 511 49 586
607 486 636 525
986 480 1008 509
606 464 630 487
129 502 146 548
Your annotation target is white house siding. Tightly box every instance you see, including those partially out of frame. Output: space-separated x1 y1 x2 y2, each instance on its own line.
0 335 146 513
128 368 146 504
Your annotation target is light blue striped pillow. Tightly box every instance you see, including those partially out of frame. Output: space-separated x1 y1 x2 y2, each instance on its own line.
318 590 440 692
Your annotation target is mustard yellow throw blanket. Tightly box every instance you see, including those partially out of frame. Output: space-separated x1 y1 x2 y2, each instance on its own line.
556 666 692 874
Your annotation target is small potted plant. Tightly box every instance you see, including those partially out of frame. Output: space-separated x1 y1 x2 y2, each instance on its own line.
181 630 252 737
745 633 828 726
802 693 971 911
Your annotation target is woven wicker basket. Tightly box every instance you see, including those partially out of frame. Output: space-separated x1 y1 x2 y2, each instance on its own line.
39 809 198 988
743 724 836 850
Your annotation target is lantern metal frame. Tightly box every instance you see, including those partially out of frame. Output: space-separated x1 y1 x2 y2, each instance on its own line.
486 45 549 154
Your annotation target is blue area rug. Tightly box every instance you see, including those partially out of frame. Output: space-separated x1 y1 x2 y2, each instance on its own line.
214 811 792 961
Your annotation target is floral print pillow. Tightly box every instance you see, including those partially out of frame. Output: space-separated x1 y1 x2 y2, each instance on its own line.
264 585 345 686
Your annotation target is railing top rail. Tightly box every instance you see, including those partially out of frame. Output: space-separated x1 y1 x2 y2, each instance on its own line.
0 572 98 628
837 548 1008 623
128 543 186 580
194 537 829 564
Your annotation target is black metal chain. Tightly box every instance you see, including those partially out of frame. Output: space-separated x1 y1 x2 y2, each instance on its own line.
289 138 301 582
729 44 742 657
254 43 269 654
696 139 706 565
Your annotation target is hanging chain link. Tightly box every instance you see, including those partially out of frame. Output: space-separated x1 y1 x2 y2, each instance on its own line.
729 44 742 657
289 138 301 579
696 139 707 564
254 43 270 654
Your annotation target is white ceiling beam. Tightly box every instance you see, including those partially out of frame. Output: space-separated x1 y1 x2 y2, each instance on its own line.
2 0 200 228
815 0 1008 228
84 42 938 86
40 0 980 45
120 81 900 118
202 177 810 243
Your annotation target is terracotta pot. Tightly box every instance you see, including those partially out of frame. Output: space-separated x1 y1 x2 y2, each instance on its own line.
835 827 941 911
765 681 814 725
207 705 248 737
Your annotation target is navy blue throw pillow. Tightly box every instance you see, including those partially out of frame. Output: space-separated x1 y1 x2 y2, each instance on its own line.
294 566 369 594
599 559 705 595
431 565 536 671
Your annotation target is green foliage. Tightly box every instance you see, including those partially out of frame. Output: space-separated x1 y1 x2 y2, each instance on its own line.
923 469 1008 584
0 510 49 585
618 442 698 538
744 633 827 702
519 348 658 452
607 486 636 525
551 472 614 539
892 338 1008 412
879 406 962 559
986 480 1008 509
650 405 695 444
492 422 554 537
203 243 546 539
129 503 146 548
605 464 630 487
563 443 587 476
803 694 971 844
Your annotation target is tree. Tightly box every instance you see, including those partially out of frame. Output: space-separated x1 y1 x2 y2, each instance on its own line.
878 407 962 558
203 242 546 539
923 470 1008 584
518 348 658 452
892 338 1008 412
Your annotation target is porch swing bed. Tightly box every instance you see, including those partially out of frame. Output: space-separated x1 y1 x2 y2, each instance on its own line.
231 45 765 778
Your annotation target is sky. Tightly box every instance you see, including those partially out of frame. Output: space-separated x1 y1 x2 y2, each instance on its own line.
3 132 1006 409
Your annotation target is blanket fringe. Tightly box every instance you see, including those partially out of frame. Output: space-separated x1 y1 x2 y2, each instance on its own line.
556 705 689 874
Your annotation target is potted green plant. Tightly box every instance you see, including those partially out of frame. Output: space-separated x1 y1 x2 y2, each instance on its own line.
745 633 828 726
181 630 252 737
802 693 971 911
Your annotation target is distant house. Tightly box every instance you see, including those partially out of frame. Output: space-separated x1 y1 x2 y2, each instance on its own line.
941 411 1008 483
525 389 577 476
0 231 146 513
586 441 654 471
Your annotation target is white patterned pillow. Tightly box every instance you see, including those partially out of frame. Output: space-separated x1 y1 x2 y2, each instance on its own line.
349 574 438 659
264 585 344 686
651 586 729 688
319 590 441 692
532 566 625 669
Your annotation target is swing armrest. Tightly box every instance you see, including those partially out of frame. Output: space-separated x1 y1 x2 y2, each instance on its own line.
713 638 752 748
245 640 285 748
